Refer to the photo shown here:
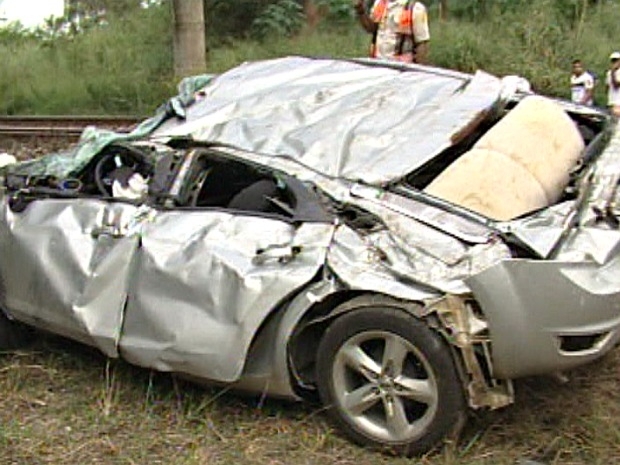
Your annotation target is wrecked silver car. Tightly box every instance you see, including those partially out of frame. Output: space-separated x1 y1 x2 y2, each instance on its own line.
1 56 620 456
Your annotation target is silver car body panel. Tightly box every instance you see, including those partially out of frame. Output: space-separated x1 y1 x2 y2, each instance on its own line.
0 198 139 356
119 212 334 382
232 278 341 398
467 256 620 379
0 190 335 382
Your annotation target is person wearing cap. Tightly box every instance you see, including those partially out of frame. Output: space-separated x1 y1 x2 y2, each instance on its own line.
606 52 620 116
570 59 595 106
353 0 430 64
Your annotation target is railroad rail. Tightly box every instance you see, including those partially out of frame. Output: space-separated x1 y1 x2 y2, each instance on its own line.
0 115 144 140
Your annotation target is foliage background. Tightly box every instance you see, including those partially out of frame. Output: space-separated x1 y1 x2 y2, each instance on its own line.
0 0 618 114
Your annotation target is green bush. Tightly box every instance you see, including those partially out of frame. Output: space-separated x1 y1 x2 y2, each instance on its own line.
431 0 620 102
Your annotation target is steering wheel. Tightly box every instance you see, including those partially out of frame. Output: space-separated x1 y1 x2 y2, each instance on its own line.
94 150 151 197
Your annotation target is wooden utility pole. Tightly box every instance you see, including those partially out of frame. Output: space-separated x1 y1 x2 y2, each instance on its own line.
172 0 206 78
303 0 320 30
439 0 448 20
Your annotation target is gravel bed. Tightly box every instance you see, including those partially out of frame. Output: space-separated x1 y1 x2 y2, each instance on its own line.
0 137 78 161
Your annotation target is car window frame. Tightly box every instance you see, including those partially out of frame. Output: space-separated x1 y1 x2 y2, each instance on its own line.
168 147 333 224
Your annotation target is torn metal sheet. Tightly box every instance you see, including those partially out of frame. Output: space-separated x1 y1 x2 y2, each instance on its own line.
327 225 441 301
500 202 573 258
328 185 511 294
556 226 620 264
425 295 513 410
580 119 620 225
354 184 494 244
327 223 510 298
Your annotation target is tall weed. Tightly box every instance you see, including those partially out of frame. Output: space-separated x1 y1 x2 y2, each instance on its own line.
0 4 174 115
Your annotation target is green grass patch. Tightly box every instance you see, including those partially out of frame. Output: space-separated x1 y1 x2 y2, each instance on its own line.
1 334 620 464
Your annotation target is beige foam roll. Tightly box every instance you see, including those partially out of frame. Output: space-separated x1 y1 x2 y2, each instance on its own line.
424 148 548 221
473 95 584 202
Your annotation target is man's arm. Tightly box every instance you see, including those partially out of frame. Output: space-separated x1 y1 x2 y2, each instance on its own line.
353 0 377 33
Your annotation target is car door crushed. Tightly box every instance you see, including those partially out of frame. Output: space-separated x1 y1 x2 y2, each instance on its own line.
0 197 140 357
0 144 336 382
119 148 336 382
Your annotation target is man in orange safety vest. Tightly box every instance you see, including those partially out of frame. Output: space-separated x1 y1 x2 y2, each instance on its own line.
353 0 430 65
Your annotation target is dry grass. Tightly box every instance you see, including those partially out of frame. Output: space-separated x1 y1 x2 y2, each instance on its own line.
1 332 619 465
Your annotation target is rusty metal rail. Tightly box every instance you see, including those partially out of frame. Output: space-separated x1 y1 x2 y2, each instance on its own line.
0 115 144 140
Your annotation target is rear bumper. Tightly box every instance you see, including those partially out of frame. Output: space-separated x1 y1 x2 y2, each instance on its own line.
467 255 620 379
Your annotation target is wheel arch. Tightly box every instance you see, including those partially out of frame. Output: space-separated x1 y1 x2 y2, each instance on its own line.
288 293 433 399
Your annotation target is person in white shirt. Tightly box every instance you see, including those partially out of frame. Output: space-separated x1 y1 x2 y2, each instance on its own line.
606 52 620 116
354 0 430 64
570 59 595 106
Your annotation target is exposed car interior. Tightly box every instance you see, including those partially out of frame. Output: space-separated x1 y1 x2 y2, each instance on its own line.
5 142 296 213
174 150 297 217
91 145 155 198
3 141 333 223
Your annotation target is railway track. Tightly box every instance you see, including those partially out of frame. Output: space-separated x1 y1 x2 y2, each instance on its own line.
0 115 144 140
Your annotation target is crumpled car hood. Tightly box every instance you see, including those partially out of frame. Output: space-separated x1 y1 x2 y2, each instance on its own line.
154 56 503 186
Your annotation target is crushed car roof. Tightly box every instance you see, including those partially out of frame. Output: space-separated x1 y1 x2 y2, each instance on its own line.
154 56 504 185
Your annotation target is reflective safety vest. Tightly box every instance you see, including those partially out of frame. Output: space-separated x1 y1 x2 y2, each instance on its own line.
369 0 416 62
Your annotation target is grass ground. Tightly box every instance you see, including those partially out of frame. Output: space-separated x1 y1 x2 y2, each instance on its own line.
1 332 619 465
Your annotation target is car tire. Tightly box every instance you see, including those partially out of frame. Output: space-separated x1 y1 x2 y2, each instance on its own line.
316 301 466 456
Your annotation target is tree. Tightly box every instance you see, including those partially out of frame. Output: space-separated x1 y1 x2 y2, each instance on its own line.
172 0 206 77
439 0 448 19
61 0 145 34
65 0 144 19
303 0 320 29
